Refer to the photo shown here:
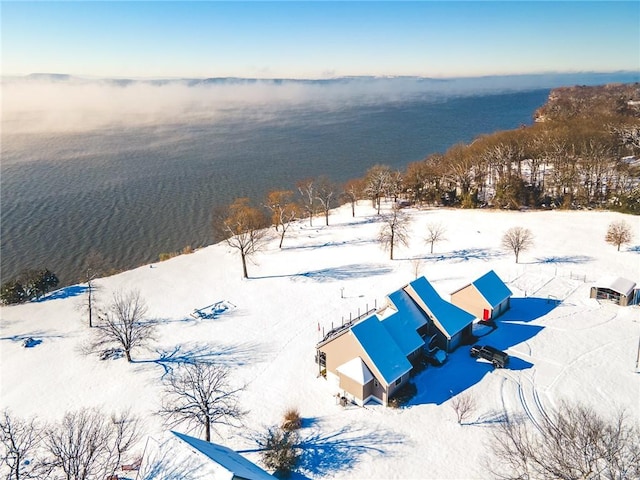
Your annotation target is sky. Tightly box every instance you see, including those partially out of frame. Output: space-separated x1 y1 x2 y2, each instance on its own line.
1 1 639 79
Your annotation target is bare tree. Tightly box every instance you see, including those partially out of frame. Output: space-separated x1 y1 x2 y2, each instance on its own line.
297 179 316 227
264 190 301 248
214 198 270 278
0 410 44 480
605 220 633 251
159 362 245 442
450 392 477 425
487 402 640 480
411 257 424 280
314 175 337 226
44 409 140 480
78 251 107 328
92 290 155 362
501 226 534 263
425 222 447 254
378 206 410 260
341 178 364 217
365 164 392 214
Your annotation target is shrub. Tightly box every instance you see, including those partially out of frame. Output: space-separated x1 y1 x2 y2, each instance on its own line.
389 382 417 409
1 280 26 305
158 252 177 262
259 426 299 478
182 245 194 254
281 408 302 432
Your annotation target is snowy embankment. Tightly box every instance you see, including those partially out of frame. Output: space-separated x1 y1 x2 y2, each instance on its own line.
1 204 639 479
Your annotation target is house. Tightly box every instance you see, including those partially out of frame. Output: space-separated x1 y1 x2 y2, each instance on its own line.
404 276 476 352
590 276 637 306
450 270 513 321
139 431 274 480
316 276 475 406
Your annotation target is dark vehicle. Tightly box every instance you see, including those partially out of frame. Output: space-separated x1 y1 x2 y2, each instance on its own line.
470 344 509 368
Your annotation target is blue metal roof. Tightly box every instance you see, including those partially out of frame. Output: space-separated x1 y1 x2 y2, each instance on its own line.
472 270 513 308
351 316 412 385
172 431 274 480
408 277 475 338
381 289 427 356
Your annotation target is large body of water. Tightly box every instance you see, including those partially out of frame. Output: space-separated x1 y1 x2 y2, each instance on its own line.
2 88 551 284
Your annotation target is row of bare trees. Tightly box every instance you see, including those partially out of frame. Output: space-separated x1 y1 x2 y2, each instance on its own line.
0 409 139 480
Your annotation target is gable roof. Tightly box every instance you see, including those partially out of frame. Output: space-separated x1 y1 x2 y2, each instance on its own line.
594 276 636 297
351 315 412 385
470 270 513 307
379 289 426 356
406 277 475 338
172 431 274 480
336 357 374 385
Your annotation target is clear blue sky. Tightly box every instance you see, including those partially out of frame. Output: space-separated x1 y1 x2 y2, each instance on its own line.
2 1 639 79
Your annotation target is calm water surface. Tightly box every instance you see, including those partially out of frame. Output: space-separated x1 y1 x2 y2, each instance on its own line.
1 89 549 284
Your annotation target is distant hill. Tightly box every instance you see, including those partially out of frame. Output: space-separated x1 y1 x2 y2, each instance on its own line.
534 83 640 122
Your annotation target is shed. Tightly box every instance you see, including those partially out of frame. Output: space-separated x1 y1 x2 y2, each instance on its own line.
590 276 637 306
450 270 512 320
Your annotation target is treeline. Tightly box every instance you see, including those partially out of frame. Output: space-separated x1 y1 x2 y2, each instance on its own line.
3 84 638 299
0 268 59 305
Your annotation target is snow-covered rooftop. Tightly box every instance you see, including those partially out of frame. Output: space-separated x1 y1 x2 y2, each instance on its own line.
594 276 636 297
336 357 374 385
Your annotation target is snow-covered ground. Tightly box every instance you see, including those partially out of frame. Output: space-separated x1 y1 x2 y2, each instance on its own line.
1 204 639 479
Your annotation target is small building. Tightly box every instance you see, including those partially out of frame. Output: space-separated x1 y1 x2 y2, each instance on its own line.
590 276 637 306
140 431 275 480
450 270 513 321
404 276 476 352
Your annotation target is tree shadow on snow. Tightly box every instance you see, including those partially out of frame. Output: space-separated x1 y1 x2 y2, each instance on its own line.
431 248 504 263
1 330 65 344
34 285 88 302
134 341 266 378
295 423 405 477
254 264 392 282
533 254 593 264
281 238 377 252
627 245 640 254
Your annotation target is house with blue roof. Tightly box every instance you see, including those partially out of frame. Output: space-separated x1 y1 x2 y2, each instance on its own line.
140 431 274 480
316 277 477 406
404 276 476 352
316 286 430 406
450 270 512 321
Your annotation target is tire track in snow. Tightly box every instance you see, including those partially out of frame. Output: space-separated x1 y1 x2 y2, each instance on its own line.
502 371 550 434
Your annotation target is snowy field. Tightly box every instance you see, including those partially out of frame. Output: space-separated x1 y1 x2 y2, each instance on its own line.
1 204 639 479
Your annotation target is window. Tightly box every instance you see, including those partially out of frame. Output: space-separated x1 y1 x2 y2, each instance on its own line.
395 377 402 386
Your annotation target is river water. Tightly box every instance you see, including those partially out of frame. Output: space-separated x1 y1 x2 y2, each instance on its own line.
2 88 550 284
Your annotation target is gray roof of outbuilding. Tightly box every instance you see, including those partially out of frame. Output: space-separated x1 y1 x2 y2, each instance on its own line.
594 276 636 297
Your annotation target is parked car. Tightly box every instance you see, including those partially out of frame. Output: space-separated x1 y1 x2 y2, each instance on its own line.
470 344 509 368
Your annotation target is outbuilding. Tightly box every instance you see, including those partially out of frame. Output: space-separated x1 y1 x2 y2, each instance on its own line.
450 270 512 321
590 276 637 306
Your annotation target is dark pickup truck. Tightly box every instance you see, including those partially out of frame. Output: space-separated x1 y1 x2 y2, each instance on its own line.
470 345 509 368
